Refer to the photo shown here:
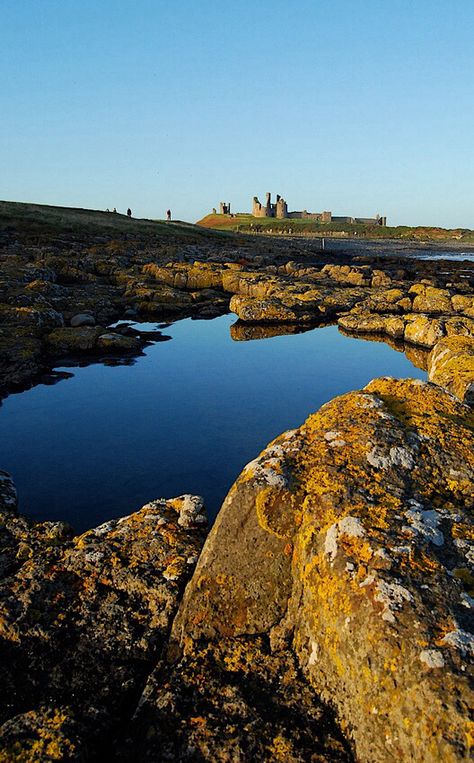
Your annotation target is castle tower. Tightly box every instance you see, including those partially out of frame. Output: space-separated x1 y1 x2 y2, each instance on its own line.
276 196 288 218
265 192 272 217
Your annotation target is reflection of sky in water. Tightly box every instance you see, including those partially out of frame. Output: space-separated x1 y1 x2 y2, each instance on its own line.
1 316 426 531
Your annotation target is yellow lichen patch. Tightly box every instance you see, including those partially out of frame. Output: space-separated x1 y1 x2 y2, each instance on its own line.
402 548 442 575
0 707 76 763
428 335 474 403
268 735 294 761
255 486 298 539
451 523 474 542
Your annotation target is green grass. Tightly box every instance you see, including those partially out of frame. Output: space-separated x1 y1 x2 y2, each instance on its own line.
197 213 474 243
0 200 228 242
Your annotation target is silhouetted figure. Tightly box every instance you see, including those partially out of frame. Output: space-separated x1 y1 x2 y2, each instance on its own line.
113 207 117 213
166 209 171 221
127 208 132 218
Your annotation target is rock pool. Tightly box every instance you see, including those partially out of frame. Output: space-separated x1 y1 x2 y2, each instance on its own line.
0 314 426 530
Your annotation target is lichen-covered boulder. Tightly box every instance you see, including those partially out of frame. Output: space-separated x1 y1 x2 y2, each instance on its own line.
371 269 393 288
0 327 44 391
452 294 474 318
410 284 453 314
0 304 64 330
222 270 283 297
354 288 410 315
96 332 141 352
404 314 446 347
321 264 371 287
143 262 224 290
445 314 474 338
0 494 207 758
429 335 474 403
45 325 105 353
123 280 194 314
229 293 319 323
172 379 474 763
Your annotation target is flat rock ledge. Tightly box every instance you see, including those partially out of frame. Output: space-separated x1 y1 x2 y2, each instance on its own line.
0 378 473 761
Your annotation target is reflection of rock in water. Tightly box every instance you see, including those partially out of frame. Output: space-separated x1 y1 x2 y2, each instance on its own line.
337 327 430 371
404 343 430 371
230 320 317 342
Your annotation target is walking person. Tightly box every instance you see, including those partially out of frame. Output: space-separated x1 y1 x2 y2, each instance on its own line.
127 208 132 218
166 209 171 221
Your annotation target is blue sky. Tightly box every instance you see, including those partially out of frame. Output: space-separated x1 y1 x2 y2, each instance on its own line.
1 0 473 227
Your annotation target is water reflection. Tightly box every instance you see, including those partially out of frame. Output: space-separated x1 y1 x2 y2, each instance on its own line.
337 328 430 371
0 315 427 532
230 321 317 342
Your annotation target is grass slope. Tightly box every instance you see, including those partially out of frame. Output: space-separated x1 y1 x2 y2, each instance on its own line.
0 200 226 242
197 213 474 242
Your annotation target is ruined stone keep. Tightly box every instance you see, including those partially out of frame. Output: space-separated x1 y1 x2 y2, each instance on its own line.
218 193 386 225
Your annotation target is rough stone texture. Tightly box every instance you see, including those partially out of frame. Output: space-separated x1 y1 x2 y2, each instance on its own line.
132 639 352 762
45 326 107 353
0 327 44 389
320 264 371 287
229 293 320 323
452 293 474 318
404 314 446 347
96 332 141 352
143 262 224 291
428 335 474 403
0 220 472 398
172 379 474 763
0 495 207 759
410 284 453 314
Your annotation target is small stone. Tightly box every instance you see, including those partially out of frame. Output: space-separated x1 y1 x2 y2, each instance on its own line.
70 313 95 327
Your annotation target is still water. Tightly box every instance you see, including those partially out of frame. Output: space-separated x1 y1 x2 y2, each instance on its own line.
1 315 426 531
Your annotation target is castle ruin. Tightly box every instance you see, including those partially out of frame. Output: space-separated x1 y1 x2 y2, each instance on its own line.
217 193 386 226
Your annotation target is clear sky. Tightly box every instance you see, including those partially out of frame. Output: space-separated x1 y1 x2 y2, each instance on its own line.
1 0 473 227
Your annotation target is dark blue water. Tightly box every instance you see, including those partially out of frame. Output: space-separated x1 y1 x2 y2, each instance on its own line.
0 315 426 531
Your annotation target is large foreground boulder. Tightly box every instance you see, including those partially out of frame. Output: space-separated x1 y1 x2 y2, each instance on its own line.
171 378 474 763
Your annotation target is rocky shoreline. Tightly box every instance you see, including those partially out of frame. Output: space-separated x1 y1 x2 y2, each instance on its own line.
0 377 473 761
1 216 473 760
1 216 473 401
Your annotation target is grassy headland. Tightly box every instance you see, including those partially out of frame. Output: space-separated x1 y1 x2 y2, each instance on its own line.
197 213 474 243
0 200 228 244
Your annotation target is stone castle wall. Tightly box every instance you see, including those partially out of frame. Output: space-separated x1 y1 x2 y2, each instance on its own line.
218 193 386 225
